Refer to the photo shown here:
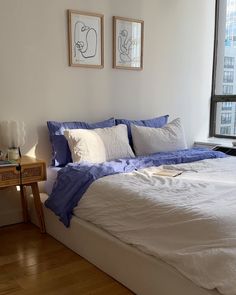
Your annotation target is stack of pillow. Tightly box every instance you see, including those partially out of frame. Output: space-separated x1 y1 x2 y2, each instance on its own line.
47 115 187 166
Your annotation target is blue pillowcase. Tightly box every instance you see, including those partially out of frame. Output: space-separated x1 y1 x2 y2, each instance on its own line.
115 115 169 147
47 118 115 167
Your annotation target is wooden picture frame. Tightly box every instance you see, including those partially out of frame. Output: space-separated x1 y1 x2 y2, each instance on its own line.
113 16 144 70
68 10 104 68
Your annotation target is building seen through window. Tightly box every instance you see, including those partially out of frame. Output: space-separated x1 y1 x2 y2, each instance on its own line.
223 70 234 82
220 126 231 134
221 112 232 123
222 101 233 109
223 85 233 94
224 56 234 68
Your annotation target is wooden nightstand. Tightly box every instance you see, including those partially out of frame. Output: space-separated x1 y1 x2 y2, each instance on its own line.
0 156 47 233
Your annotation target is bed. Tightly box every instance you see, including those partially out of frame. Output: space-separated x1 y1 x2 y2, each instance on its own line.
29 151 236 295
40 118 236 295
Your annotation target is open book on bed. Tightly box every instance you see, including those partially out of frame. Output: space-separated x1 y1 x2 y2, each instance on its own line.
153 168 183 177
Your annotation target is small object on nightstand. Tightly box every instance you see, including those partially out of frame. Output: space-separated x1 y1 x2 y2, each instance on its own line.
0 120 25 160
232 141 236 147
0 160 17 167
7 148 20 160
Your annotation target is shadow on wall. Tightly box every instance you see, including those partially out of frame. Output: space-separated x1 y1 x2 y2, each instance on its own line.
35 125 52 164
25 125 52 165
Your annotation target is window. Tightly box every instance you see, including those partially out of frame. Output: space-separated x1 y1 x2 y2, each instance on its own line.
223 85 233 94
223 70 234 82
210 0 236 138
224 56 234 68
222 101 233 109
214 101 236 134
221 112 232 123
220 126 231 134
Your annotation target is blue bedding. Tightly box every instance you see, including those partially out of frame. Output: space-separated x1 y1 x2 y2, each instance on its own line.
45 148 227 227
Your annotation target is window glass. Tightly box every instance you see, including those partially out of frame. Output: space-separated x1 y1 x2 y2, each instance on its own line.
212 0 236 137
215 0 236 94
221 112 232 123
215 102 236 135
220 126 231 134
224 56 234 68
222 85 233 93
222 101 233 109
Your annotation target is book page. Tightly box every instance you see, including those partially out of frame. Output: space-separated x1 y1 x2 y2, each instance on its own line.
153 168 183 177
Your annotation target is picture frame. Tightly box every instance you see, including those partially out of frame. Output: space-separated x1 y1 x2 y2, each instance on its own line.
68 10 104 68
113 16 144 70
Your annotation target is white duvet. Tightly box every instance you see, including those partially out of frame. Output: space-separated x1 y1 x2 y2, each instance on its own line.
74 157 236 295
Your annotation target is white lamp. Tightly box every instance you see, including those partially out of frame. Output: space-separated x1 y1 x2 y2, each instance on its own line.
0 120 26 160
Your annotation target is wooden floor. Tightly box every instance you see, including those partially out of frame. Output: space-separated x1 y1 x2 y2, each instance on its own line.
0 223 134 295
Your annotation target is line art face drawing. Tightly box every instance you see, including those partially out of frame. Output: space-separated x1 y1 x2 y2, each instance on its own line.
74 21 98 59
118 29 133 63
68 11 103 67
113 17 143 70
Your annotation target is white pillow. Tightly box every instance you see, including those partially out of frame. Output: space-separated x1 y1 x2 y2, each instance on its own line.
64 124 135 164
131 118 187 156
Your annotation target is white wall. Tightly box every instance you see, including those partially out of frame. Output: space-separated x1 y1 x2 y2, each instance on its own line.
0 0 215 226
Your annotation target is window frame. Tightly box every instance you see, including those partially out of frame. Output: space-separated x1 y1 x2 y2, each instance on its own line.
210 0 236 139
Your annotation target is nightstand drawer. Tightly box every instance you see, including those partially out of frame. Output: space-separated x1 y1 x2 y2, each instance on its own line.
0 166 19 186
22 166 41 178
0 163 46 187
21 164 46 184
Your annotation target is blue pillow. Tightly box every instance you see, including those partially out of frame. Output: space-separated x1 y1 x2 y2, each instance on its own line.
47 118 115 167
115 115 169 147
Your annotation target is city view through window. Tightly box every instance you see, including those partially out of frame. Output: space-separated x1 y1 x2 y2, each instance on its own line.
215 0 236 136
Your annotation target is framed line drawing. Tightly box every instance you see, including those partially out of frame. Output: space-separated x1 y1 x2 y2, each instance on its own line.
68 10 104 68
113 16 144 70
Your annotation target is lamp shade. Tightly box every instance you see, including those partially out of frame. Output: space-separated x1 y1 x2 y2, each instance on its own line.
0 120 25 148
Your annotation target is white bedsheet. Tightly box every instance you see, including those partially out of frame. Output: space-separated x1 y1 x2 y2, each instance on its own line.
74 157 236 295
44 167 61 195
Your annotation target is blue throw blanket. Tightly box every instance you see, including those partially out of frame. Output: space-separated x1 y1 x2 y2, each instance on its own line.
45 148 227 227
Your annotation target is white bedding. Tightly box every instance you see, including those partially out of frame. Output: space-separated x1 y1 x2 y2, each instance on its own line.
74 157 236 295
44 167 61 195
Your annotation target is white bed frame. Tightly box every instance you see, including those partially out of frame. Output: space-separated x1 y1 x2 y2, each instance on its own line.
29 193 219 295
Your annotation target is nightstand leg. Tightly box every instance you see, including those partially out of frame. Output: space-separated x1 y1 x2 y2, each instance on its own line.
31 182 46 233
20 185 29 223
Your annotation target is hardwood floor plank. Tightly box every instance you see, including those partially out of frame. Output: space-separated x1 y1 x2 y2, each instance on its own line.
0 224 134 295
0 273 22 295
